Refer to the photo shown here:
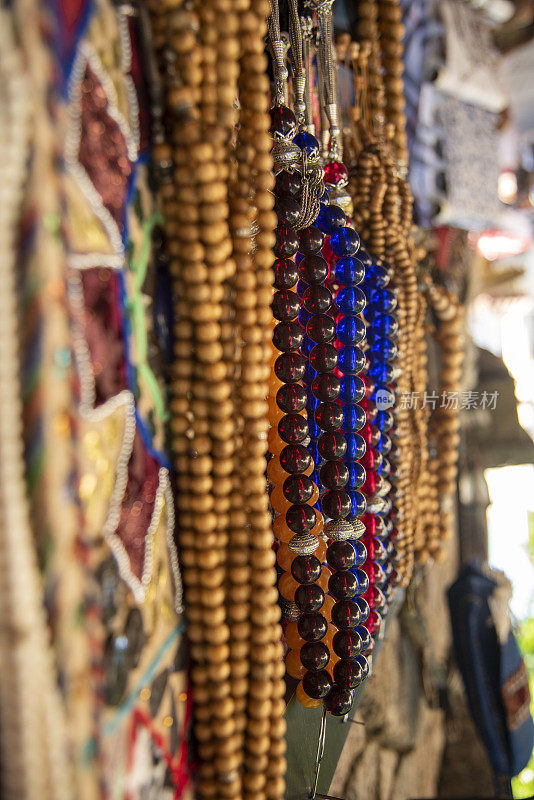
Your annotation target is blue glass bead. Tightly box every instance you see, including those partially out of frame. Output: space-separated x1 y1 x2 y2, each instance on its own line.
315 204 346 234
337 315 366 346
304 362 317 386
296 279 310 297
366 263 390 288
335 256 366 287
370 313 398 338
300 337 314 358
294 131 320 159
355 597 370 623
376 432 392 456
369 288 397 313
345 434 366 462
369 338 398 362
353 540 367 567
295 252 304 265
355 654 369 680
348 490 367 518
354 568 369 595
358 249 373 267
340 375 366 404
343 404 366 433
368 362 394 385
309 443 321 466
307 416 321 440
376 410 394 432
338 346 365 376
330 226 360 257
298 308 311 327
346 461 366 490
336 287 366 315
356 625 372 651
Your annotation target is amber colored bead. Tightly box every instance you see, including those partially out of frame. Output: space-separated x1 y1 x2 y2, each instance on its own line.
296 680 322 709
314 538 327 563
276 544 296 572
308 512 325 539
321 593 335 621
267 455 287 484
278 571 299 601
317 566 331 591
273 515 291 541
285 649 306 680
285 621 304 651
270 484 291 513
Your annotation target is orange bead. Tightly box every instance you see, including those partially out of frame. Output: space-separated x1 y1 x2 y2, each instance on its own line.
308 511 324 538
278 571 299 601
270 484 290 513
317 566 331 591
267 427 284 456
296 680 322 709
267 456 287 484
276 544 294 572
315 538 327 563
284 621 304 651
273 514 291 541
321 594 335 622
322 625 335 652
285 649 306 680
325 653 340 677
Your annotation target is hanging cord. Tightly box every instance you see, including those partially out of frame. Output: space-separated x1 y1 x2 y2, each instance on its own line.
312 0 342 161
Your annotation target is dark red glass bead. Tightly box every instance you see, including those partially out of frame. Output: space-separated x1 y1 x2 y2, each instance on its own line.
315 402 344 431
300 640 330 670
299 254 329 284
276 383 307 413
286 505 317 536
306 314 336 343
274 352 306 383
283 474 314 503
359 397 377 423
275 169 302 196
274 224 299 257
272 320 303 352
295 584 325 614
303 669 333 699
273 258 299 289
320 461 349 489
291 553 321 584
326 540 356 571
369 609 382 636
360 447 375 471
278 413 308 444
309 343 338 372
322 489 352 519
331 599 361 629
270 105 297 138
298 612 328 642
279 444 312 475
323 160 348 187
324 686 354 716
333 658 364 690
318 431 347 461
275 195 301 226
272 289 300 322
333 629 363 659
370 424 381 447
328 570 359 599
299 226 325 254
311 373 341 401
364 376 376 398
303 285 332 314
